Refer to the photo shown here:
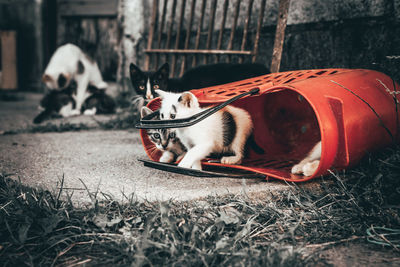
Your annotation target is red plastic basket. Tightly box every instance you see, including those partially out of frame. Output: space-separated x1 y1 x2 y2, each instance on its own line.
140 69 400 182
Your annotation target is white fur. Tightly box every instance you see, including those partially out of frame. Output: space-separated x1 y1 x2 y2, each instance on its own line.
59 103 80 117
43 43 107 114
156 90 253 170
146 78 153 100
291 141 321 176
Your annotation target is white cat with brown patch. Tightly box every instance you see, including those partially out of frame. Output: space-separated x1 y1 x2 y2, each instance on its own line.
42 43 107 116
156 90 253 170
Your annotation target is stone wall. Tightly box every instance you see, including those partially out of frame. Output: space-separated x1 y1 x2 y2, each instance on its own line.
117 0 400 91
0 0 43 90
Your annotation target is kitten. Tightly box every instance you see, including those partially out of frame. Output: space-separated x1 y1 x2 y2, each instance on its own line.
156 90 253 170
33 87 76 124
81 85 116 116
141 106 187 163
129 62 270 101
291 141 321 176
33 81 116 124
42 43 107 114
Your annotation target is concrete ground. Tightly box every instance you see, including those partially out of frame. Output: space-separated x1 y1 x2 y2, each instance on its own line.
0 91 298 203
1 91 399 266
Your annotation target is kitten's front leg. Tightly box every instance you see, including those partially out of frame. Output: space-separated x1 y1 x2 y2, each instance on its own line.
74 75 90 113
178 144 213 170
159 151 175 163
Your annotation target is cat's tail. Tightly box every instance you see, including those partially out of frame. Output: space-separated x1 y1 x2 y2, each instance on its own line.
246 134 265 154
33 110 51 124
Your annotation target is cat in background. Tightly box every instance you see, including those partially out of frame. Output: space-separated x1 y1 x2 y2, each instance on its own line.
156 89 254 170
291 141 321 176
129 62 270 101
33 81 116 124
42 43 107 115
141 106 187 163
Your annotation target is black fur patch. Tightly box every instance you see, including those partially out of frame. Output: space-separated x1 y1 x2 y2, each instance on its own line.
77 60 85 74
57 74 67 88
222 111 236 147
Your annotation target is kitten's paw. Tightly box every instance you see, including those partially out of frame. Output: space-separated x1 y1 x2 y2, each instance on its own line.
96 81 108 89
70 109 81 116
302 160 320 176
159 151 175 163
221 156 242 165
178 157 194 169
192 160 202 170
83 108 97 116
291 163 304 174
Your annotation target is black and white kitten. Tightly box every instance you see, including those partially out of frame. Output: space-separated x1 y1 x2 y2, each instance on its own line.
141 106 187 163
129 62 270 101
33 81 116 124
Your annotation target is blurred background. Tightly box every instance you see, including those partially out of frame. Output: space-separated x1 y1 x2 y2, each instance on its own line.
0 0 399 92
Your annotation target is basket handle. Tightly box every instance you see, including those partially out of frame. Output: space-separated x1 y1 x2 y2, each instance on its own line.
135 88 260 129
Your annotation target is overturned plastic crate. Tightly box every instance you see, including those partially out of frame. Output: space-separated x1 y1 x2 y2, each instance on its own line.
137 69 400 182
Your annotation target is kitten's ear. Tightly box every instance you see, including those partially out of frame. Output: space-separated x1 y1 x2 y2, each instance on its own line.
141 106 153 118
42 74 52 83
129 63 143 79
178 92 198 108
158 63 169 77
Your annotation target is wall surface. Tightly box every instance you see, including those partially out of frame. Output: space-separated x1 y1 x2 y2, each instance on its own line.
118 0 400 90
0 0 43 90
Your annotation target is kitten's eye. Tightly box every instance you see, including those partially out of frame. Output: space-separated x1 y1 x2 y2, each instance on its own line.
169 132 176 138
153 84 159 89
170 114 176 119
153 133 161 139
139 85 145 90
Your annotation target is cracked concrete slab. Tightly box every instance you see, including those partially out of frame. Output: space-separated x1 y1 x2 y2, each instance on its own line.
0 92 320 204
0 130 303 203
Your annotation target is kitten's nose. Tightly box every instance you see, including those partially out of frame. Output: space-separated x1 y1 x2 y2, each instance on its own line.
162 143 168 149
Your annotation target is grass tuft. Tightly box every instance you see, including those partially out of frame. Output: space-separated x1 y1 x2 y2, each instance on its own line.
1 146 400 266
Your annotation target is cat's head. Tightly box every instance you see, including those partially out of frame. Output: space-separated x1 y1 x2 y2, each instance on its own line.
156 90 200 120
34 89 75 124
141 106 179 151
129 63 169 100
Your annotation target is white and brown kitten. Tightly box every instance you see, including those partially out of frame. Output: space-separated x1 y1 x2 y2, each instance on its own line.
42 43 107 115
141 106 187 163
33 81 116 124
156 90 253 170
291 141 321 176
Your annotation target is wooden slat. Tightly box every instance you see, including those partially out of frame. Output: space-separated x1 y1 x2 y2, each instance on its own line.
239 0 254 63
227 0 241 50
166 0 178 49
227 0 241 62
155 0 169 69
270 0 290 72
171 0 187 77
192 0 207 67
58 0 118 17
216 0 229 62
252 0 267 63
180 0 197 76
0 31 18 89
204 0 218 64
145 0 159 71
146 49 252 55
